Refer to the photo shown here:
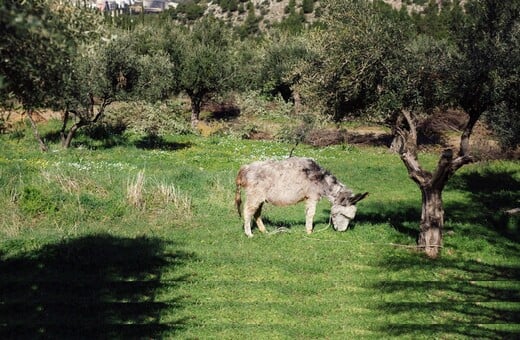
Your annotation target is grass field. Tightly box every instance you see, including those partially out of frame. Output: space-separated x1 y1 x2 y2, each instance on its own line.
1 123 519 339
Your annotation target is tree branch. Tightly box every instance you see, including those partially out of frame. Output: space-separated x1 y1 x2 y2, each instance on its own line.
431 149 453 189
459 112 480 157
400 151 431 186
432 149 473 190
395 109 430 186
92 95 111 124
26 109 48 152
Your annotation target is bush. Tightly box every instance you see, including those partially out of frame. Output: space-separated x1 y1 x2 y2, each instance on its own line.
106 100 191 136
176 2 206 21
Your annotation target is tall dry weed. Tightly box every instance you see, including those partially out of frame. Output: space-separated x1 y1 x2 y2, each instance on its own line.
0 200 23 237
156 183 192 217
42 171 80 194
127 170 146 209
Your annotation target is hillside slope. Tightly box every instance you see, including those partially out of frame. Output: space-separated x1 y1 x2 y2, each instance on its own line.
186 0 435 28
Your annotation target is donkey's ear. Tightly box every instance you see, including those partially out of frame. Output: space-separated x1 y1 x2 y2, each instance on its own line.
349 192 369 205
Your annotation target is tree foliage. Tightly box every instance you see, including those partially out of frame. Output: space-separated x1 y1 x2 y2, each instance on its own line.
258 32 310 103
411 0 465 40
237 2 260 38
2 0 517 154
302 0 314 14
278 0 306 34
380 35 459 122
176 18 234 127
60 23 179 148
0 0 100 109
455 0 520 150
172 0 206 22
302 0 411 121
0 0 103 150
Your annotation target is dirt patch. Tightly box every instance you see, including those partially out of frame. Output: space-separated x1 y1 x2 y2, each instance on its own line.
203 101 241 121
1 108 61 133
305 128 392 147
2 109 61 123
246 130 273 141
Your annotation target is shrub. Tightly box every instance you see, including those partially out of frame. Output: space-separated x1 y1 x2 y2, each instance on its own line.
106 100 191 136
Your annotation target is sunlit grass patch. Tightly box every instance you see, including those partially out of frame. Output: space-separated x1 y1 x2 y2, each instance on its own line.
1 129 519 339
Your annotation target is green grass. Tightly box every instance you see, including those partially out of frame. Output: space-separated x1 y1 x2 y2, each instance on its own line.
1 127 519 339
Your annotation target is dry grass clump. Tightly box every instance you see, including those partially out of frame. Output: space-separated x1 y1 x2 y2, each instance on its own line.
127 170 146 210
0 203 24 237
126 171 193 217
42 171 80 194
156 183 193 217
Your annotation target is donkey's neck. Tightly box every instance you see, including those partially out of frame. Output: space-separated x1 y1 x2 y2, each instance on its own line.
324 182 349 203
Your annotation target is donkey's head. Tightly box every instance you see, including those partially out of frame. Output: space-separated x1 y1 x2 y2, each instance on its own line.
331 191 369 231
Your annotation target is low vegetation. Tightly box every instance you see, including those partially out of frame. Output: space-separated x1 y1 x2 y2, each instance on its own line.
0 115 519 338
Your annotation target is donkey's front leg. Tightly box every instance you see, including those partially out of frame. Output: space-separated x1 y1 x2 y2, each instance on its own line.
305 200 317 234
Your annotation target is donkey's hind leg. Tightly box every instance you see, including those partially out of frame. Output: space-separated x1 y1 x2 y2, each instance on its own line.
254 203 267 233
244 199 263 237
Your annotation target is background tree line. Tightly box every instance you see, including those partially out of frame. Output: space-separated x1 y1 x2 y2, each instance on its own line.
1 0 518 257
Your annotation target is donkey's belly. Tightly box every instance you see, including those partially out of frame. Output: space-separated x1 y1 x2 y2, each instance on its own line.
265 188 308 206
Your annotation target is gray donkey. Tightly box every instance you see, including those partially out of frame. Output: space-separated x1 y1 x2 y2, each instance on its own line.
235 157 368 237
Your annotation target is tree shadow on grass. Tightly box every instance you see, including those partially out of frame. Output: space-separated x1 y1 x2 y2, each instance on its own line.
134 133 192 151
44 121 129 150
356 167 520 338
260 203 419 235
446 169 520 242
261 217 298 230
260 215 331 233
370 256 520 339
207 105 241 121
0 234 195 339
355 167 520 244
355 202 422 240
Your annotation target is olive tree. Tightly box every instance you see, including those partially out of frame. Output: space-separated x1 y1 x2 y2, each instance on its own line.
59 35 139 148
398 0 520 257
60 25 176 148
456 0 520 151
304 0 519 258
258 32 311 112
302 0 409 121
0 0 99 151
176 18 234 128
381 36 462 258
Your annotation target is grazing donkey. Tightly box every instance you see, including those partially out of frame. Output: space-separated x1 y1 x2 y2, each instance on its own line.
235 157 368 237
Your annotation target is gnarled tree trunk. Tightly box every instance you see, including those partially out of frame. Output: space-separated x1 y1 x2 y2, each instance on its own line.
418 186 444 258
190 100 201 129
187 91 204 129
396 110 473 258
61 94 111 149
62 121 86 149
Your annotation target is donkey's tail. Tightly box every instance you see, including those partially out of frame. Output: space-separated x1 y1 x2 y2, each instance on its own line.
235 167 246 217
